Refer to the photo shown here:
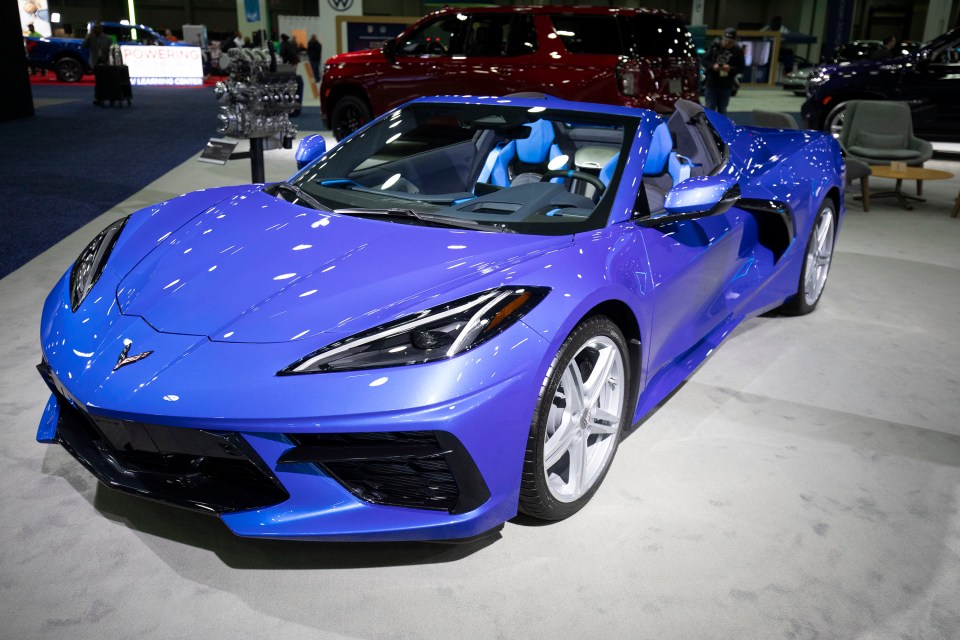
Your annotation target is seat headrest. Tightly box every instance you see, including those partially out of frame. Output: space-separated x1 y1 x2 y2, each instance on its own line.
516 119 556 164
643 123 672 176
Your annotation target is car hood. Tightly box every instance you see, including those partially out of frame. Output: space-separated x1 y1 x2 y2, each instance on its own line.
817 57 903 85
328 48 384 64
116 189 568 343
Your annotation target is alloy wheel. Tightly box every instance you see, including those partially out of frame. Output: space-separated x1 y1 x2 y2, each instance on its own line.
543 335 625 503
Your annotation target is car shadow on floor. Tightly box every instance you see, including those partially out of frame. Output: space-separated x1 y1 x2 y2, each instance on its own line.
88 482 499 567
39 445 498 567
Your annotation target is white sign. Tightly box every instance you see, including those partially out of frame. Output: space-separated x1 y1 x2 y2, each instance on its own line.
119 46 204 86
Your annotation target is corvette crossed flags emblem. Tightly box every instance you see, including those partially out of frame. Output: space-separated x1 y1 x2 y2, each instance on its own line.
113 341 154 371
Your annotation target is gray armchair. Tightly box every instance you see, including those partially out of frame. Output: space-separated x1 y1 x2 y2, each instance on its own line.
751 110 799 129
839 101 933 194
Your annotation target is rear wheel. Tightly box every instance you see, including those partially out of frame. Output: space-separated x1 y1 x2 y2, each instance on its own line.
330 95 372 141
519 316 630 520
55 58 84 83
779 200 837 316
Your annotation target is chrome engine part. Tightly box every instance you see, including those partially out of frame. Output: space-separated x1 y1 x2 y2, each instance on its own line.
215 48 298 144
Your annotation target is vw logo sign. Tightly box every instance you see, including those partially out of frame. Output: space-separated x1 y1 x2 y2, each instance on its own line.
328 0 354 11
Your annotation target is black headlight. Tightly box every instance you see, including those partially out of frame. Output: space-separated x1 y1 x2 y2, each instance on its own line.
70 217 128 311
280 286 550 374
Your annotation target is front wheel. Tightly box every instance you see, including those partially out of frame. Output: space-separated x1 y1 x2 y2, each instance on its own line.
330 95 372 141
779 200 837 316
824 101 848 139
519 316 630 521
55 57 84 83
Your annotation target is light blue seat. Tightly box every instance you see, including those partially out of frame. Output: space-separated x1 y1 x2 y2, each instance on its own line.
599 152 620 186
643 122 694 210
478 119 567 187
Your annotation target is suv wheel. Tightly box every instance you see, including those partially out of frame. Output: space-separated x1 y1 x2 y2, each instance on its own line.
55 58 84 83
331 96 372 141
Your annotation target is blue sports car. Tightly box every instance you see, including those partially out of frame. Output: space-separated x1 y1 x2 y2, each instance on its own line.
37 96 844 541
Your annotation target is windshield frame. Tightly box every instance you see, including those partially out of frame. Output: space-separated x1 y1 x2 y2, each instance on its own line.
291 101 639 236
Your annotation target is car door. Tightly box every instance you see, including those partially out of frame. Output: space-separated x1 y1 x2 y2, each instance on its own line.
909 33 960 135
377 15 469 110
429 13 539 97
639 212 746 380
632 117 748 379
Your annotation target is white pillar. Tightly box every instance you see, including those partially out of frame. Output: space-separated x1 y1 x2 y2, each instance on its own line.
923 0 953 41
691 0 705 26
320 0 364 56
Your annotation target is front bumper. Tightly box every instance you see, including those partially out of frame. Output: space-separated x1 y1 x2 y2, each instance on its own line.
37 273 550 541
37 355 538 541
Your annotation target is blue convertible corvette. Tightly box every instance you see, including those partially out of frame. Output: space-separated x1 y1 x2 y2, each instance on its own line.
37 96 844 541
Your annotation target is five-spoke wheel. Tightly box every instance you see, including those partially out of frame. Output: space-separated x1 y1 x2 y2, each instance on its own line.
779 200 837 315
520 316 630 520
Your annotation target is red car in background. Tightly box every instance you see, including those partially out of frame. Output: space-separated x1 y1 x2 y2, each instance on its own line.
320 6 700 139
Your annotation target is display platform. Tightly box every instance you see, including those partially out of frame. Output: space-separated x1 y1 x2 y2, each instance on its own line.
1 88 959 639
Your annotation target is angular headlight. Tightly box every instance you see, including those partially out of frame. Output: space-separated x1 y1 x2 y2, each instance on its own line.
280 286 550 374
70 217 128 311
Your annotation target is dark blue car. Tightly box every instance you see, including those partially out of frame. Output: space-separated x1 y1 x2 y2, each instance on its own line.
36 96 844 541
803 28 960 140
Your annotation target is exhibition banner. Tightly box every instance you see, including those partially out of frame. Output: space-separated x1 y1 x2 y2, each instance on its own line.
244 0 261 23
120 46 204 86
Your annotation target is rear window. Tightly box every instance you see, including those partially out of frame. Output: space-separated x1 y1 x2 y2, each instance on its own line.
548 15 626 55
626 16 694 57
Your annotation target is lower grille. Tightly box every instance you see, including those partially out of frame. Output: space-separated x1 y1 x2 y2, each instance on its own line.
280 431 490 514
38 362 289 514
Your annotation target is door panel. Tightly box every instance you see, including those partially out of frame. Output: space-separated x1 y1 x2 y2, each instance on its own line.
640 212 746 377
377 15 469 110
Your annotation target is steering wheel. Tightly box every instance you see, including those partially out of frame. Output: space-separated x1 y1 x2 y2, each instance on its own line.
540 170 606 199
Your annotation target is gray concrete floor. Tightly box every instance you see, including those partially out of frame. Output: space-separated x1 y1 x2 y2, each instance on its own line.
2 89 959 639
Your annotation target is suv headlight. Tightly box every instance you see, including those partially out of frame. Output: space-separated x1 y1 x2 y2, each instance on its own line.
280 286 550 374
70 217 128 311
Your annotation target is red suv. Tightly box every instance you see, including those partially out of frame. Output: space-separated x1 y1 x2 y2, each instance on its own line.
321 6 700 139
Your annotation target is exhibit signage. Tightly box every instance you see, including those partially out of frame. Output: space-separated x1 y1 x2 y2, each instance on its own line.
120 45 204 86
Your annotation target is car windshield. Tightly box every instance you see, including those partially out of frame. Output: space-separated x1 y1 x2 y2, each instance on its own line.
291 102 636 235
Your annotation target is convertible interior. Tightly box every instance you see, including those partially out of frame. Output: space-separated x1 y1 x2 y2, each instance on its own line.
297 100 727 230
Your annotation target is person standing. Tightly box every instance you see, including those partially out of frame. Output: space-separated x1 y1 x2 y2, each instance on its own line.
84 22 112 67
870 36 897 60
26 23 45 76
702 27 745 116
307 34 323 82
280 34 301 65
84 22 114 106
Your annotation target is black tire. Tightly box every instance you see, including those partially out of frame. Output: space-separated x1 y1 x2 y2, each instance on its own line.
55 57 84 83
779 200 837 316
330 95 372 141
519 316 630 521
824 101 848 139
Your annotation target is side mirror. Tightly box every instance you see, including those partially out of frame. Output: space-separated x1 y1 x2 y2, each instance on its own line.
295 134 327 170
641 175 740 226
383 39 397 61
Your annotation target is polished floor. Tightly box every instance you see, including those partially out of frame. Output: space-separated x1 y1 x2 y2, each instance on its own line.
1 88 959 639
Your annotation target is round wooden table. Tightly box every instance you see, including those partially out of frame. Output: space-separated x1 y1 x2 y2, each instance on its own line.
867 165 955 210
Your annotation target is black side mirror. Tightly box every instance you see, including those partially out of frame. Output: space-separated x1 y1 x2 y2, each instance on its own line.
383 39 397 62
